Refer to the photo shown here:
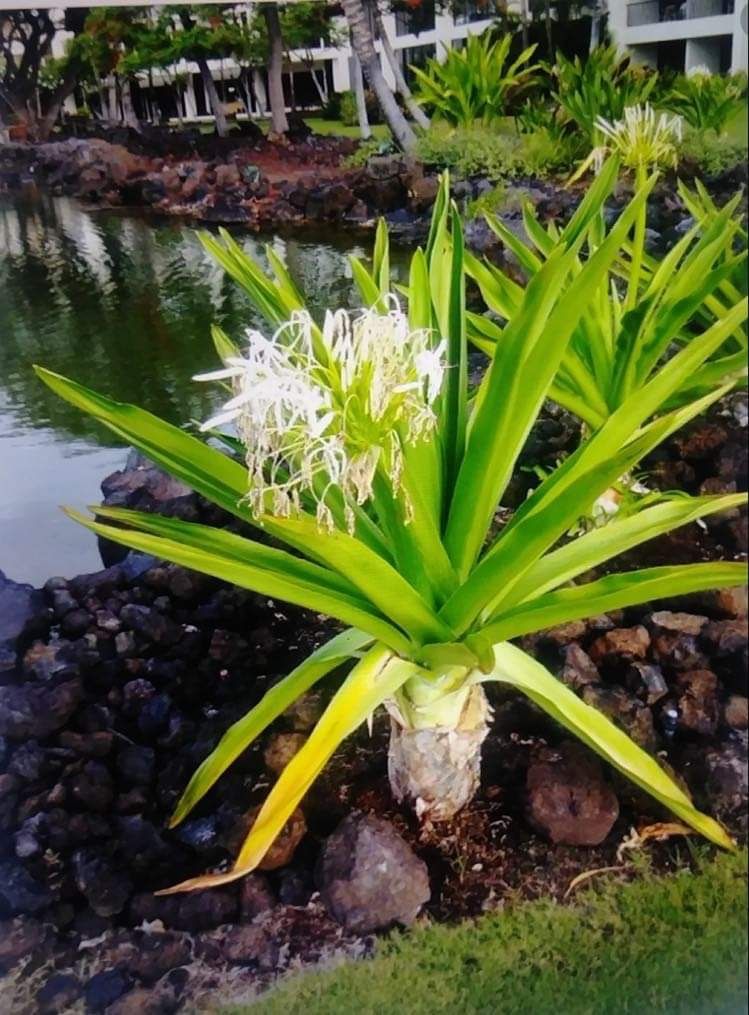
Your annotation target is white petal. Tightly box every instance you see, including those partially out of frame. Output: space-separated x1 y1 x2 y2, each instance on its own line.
199 408 241 432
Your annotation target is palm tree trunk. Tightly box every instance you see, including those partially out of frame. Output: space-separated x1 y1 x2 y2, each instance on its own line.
342 0 416 153
520 0 530 50
198 58 229 138
263 3 289 135
120 77 141 132
590 2 604 52
372 3 429 129
351 46 372 140
388 683 490 821
544 1 554 60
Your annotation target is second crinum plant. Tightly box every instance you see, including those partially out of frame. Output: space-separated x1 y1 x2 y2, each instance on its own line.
467 109 747 431
37 163 745 890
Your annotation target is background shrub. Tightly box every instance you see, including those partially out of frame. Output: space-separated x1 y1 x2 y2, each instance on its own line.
679 127 747 176
412 31 539 127
664 71 745 133
340 88 383 127
416 123 580 181
552 45 658 142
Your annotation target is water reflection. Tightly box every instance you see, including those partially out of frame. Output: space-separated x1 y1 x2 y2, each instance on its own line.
0 191 393 583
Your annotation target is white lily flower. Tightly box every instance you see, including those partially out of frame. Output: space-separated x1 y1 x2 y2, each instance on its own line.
195 302 446 532
593 104 682 172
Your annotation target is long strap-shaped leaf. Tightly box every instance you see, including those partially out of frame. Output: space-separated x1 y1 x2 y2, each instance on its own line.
34 368 447 642
66 509 414 655
482 642 734 849
501 493 748 611
442 417 689 633
258 513 455 646
160 643 416 891
90 505 369 601
430 201 467 491
473 562 747 646
444 246 575 575
92 498 396 630
445 174 656 577
169 628 373 827
443 375 738 634
494 301 748 544
35 366 251 515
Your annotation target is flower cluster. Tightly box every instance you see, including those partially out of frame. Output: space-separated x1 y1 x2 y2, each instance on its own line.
196 302 446 530
592 103 683 173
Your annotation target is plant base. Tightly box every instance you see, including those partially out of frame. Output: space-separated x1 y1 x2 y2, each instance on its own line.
387 685 490 821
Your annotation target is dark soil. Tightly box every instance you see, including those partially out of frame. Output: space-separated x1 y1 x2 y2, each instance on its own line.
0 396 746 1013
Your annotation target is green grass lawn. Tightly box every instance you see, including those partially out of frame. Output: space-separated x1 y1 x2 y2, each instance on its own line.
232 849 748 1015
303 117 391 141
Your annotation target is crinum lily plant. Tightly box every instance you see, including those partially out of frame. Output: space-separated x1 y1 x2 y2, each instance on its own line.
37 161 746 891
467 105 747 431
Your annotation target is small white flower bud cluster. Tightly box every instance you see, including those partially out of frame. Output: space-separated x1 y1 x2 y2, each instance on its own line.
195 301 446 531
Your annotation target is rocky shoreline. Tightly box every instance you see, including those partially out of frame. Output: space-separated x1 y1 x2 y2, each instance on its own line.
0 135 438 234
0 395 746 1013
3 134 745 252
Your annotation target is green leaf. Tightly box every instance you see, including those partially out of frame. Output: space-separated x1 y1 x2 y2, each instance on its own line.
503 493 748 609
65 508 415 655
89 505 364 601
373 217 390 298
160 644 417 890
210 324 239 363
349 255 381 308
407 248 432 332
263 512 455 647
483 642 734 849
476 562 747 644
34 366 250 518
445 175 656 578
169 628 373 827
444 246 576 576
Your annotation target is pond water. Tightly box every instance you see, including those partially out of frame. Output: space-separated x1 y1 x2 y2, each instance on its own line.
0 190 394 586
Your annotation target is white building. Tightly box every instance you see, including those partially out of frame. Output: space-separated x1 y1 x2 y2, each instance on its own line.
608 0 748 74
141 2 501 124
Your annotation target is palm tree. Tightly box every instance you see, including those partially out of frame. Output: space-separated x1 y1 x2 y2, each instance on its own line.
263 2 289 135
372 1 429 129
341 0 417 152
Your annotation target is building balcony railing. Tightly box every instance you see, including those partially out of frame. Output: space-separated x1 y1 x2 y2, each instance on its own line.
626 0 734 27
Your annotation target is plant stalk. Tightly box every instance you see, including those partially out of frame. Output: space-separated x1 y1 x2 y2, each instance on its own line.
626 162 648 311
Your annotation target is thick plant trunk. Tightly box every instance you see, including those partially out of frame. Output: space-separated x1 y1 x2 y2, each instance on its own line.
372 4 429 129
263 3 289 135
198 58 229 138
342 0 416 153
37 60 79 140
388 684 490 821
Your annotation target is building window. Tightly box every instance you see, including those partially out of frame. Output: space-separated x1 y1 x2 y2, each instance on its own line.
394 0 436 37
400 43 436 86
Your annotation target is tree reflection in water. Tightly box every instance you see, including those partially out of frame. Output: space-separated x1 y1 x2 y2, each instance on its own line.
0 191 392 583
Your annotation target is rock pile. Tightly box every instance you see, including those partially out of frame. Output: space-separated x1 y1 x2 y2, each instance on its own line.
0 398 745 1010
